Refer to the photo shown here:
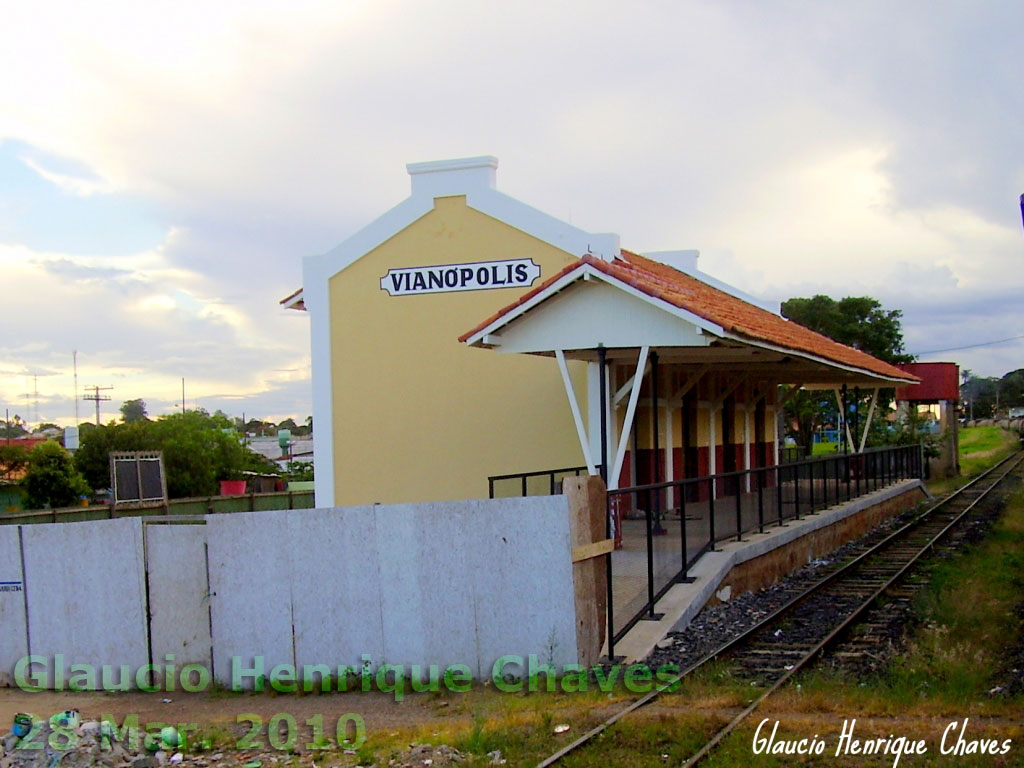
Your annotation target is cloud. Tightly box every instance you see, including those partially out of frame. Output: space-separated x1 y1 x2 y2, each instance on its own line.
0 0 1021 429
20 155 112 197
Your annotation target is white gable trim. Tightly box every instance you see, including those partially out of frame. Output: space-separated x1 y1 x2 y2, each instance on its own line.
302 156 626 505
463 263 727 348
306 164 621 285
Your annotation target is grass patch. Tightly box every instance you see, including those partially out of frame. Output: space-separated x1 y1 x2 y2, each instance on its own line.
788 483 1024 717
882 485 1024 705
927 426 1019 496
959 426 1020 477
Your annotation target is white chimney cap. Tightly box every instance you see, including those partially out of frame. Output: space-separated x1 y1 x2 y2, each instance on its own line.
407 156 498 197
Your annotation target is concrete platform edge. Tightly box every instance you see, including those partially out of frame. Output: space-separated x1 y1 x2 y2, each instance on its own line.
616 479 928 663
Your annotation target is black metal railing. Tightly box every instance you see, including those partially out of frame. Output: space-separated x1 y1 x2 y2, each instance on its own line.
604 443 923 658
488 465 603 499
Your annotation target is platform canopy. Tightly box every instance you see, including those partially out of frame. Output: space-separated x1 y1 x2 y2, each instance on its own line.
461 250 918 389
461 250 918 482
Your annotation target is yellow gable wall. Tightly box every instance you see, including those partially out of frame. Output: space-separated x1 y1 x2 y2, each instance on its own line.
328 196 587 505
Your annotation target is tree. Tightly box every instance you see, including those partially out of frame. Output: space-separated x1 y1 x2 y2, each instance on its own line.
120 399 149 423
147 411 272 497
0 415 29 439
781 296 914 365
0 445 29 483
999 368 1024 411
781 294 914 456
24 441 89 509
75 410 273 498
961 369 1000 419
73 420 153 490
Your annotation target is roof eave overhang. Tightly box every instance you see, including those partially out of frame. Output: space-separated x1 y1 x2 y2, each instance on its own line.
280 288 306 311
719 331 918 387
463 263 918 389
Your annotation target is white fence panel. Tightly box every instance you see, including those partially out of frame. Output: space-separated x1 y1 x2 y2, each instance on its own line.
146 524 212 672
206 509 295 688
20 517 148 688
0 527 27 686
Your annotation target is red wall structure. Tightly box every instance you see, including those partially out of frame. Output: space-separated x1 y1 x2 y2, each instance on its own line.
895 362 959 403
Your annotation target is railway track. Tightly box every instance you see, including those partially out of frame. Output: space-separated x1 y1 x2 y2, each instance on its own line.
537 451 1024 768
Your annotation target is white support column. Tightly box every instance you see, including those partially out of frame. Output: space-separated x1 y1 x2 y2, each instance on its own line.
610 346 650 491
606 363 616 473
665 405 675 508
773 384 781 467
834 388 855 453
743 405 752 492
858 388 880 453
556 349 596 475
586 361 603 471
708 405 718 500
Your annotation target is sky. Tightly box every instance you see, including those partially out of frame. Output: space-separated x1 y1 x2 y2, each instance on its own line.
1 0 1022 427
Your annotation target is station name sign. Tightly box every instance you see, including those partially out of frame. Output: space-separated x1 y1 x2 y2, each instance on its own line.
380 259 541 296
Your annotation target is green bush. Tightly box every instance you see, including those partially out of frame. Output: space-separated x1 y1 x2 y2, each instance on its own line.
24 441 90 509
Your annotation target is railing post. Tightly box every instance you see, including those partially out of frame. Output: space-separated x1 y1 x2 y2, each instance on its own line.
645 502 656 618
855 452 861 498
735 475 743 541
708 477 717 548
679 486 689 575
776 464 784 526
606 492 615 661
757 469 764 533
793 462 801 520
808 460 816 513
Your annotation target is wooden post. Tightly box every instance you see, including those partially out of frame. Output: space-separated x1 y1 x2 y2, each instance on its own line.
563 475 609 668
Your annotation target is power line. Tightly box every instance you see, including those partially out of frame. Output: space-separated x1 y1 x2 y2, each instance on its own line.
914 333 1024 356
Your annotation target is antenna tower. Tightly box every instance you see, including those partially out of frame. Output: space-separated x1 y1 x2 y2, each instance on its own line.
73 351 79 426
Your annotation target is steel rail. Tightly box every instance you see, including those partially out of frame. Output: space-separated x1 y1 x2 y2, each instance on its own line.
536 450 1023 768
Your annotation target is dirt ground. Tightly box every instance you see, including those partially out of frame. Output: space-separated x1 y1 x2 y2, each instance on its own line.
0 687 477 748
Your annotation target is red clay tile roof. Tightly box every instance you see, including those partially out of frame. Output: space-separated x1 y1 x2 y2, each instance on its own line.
460 251 917 383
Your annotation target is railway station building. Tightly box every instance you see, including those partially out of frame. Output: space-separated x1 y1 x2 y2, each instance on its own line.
285 156 917 509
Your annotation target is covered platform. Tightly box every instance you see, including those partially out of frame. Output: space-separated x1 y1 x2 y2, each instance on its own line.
462 248 922 655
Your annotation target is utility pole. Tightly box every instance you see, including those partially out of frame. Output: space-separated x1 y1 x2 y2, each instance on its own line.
83 385 113 426
182 378 186 413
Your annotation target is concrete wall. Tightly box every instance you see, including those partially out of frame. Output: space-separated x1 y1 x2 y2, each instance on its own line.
1 495 577 688
207 497 578 683
146 524 212 671
0 526 27 686
20 518 150 686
